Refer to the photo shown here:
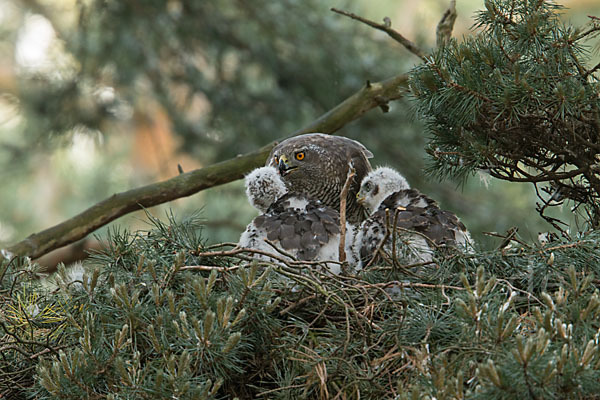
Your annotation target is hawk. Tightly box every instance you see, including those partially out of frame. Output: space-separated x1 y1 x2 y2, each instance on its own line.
354 167 473 268
238 166 356 273
267 133 373 224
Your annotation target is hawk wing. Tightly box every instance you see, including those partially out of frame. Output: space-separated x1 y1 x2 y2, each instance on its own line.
357 189 470 267
240 193 341 261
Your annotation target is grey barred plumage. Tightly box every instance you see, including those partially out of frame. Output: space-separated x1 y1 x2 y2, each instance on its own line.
267 133 373 224
355 167 473 267
238 166 357 273
253 193 340 261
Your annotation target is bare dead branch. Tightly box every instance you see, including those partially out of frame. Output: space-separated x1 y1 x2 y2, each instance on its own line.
331 8 427 61
180 265 242 272
338 166 356 264
481 227 528 249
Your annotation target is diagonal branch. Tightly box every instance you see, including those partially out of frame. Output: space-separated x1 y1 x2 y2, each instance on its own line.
331 8 427 61
4 74 410 260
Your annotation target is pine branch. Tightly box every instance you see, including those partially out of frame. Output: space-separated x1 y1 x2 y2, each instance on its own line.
4 74 409 260
331 8 427 61
410 0 600 228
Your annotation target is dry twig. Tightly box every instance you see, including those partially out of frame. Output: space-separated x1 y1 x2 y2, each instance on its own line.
331 8 427 61
180 265 242 272
338 165 356 264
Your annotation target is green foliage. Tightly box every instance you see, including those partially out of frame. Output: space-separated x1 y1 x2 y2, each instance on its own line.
18 0 399 160
0 258 78 398
410 0 600 229
3 213 600 398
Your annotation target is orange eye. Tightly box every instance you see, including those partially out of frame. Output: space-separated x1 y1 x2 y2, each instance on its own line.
273 156 279 166
295 152 305 161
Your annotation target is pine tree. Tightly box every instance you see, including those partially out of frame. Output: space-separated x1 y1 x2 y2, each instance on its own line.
410 0 600 231
4 210 600 398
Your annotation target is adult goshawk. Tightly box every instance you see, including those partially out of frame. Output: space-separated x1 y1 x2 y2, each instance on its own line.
267 133 373 224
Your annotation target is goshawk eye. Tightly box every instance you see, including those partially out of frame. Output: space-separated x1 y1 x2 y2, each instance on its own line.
295 151 305 161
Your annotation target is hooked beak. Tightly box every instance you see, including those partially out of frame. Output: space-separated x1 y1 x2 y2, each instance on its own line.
356 191 365 204
278 155 297 176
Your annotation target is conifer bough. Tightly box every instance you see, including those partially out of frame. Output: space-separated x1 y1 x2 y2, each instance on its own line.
410 0 600 229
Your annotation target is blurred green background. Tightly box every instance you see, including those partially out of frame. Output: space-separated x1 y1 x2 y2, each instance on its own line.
1 0 599 254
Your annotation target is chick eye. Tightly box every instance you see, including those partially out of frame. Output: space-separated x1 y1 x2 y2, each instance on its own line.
295 151 305 161
364 182 372 191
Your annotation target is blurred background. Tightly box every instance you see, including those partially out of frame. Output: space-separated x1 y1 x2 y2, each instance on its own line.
1 0 599 263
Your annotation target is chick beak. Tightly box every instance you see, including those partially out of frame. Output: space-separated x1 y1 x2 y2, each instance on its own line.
356 191 365 204
278 155 295 176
